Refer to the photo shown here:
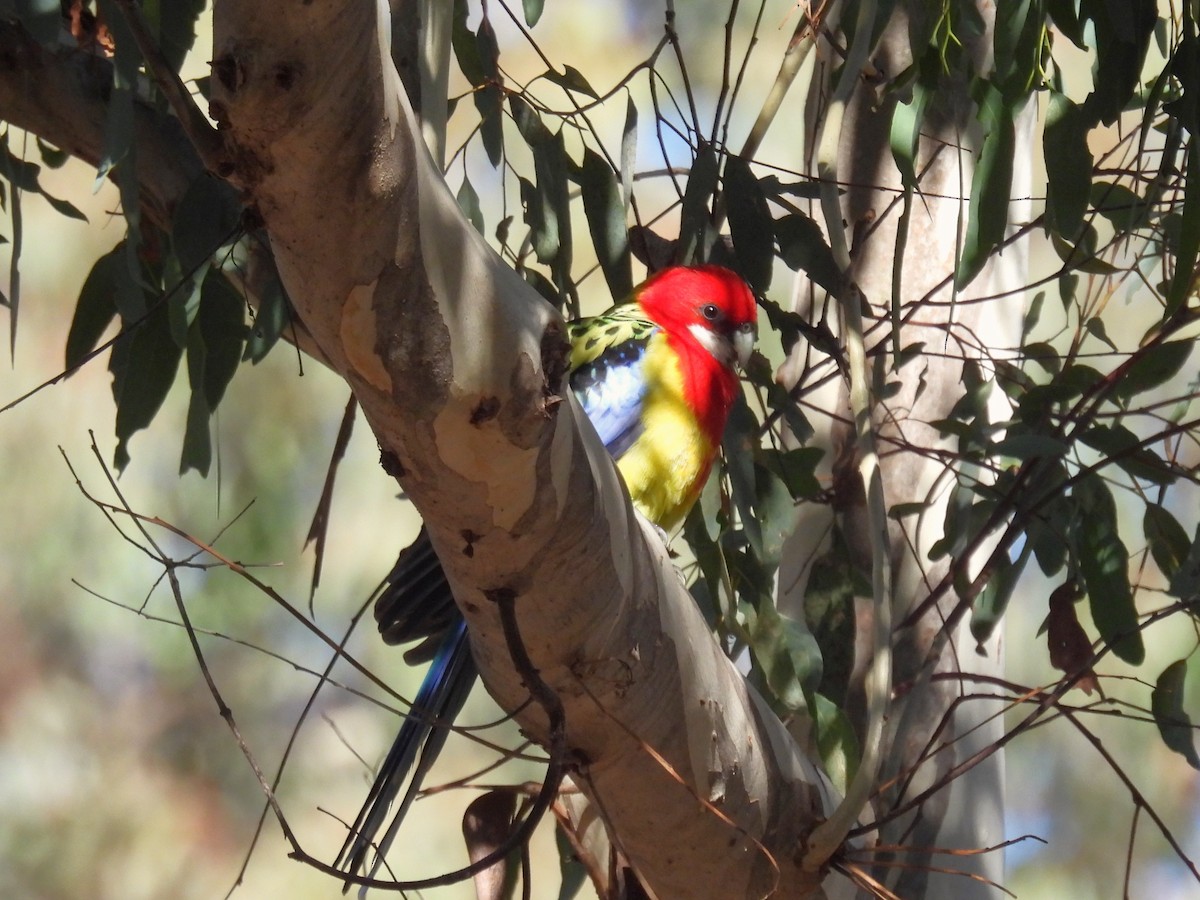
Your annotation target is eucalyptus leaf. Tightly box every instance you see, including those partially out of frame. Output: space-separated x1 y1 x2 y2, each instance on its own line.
1151 660 1200 769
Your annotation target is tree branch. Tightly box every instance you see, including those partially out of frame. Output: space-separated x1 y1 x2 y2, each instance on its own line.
206 2 839 896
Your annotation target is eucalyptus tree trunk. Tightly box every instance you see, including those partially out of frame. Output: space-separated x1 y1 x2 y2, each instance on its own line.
781 4 1028 897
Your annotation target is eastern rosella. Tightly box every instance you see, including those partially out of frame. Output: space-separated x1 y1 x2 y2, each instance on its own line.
336 265 758 880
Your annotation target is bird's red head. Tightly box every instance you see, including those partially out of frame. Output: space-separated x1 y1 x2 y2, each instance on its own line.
633 265 758 448
635 265 759 370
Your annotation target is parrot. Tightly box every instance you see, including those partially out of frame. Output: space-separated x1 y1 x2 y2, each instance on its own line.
335 264 758 881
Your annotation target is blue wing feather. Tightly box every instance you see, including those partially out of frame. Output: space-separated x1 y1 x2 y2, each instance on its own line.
569 331 652 459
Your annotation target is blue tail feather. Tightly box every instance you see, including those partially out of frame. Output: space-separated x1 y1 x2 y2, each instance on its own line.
337 619 477 882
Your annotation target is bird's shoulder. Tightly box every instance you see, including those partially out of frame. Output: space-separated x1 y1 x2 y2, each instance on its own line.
567 302 659 373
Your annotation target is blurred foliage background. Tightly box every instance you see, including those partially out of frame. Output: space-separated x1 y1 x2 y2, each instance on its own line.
0 3 1198 899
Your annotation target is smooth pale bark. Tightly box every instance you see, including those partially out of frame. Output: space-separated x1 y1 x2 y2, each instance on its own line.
204 2 837 897
780 4 1024 897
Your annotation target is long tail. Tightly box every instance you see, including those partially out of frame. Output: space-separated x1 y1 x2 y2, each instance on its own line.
335 529 478 884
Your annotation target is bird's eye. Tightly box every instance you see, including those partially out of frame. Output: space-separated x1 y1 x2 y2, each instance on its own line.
700 303 721 321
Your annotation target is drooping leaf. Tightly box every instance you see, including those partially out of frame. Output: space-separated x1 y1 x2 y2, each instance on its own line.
1090 181 1147 233
746 602 821 714
181 315 212 476
956 82 1018 288
457 173 485 234
619 96 637 212
542 65 598 99
1022 291 1045 339
1144 504 1191 580
110 301 184 472
65 244 122 372
172 173 243 274
1073 474 1144 665
523 0 546 28
578 148 631 300
1044 91 1092 238
1080 424 1176 485
1115 341 1193 402
775 212 841 293
1045 581 1100 694
677 143 719 265
724 155 774 291
156 0 207 74
889 74 929 189
243 266 289 363
198 270 245 408
810 691 859 796
1167 524 1200 602
473 17 504 167
554 821 587 900
1151 660 1200 769
1083 0 1157 126
971 539 1031 645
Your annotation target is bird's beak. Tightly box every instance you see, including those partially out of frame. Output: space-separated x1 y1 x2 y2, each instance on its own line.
733 324 756 370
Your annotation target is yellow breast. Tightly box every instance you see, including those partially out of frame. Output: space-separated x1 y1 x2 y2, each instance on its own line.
615 338 717 531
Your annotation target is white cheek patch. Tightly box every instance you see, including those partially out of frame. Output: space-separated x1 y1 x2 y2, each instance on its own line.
687 323 734 366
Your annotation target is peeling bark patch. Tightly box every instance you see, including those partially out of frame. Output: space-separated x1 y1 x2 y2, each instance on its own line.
541 319 570 389
340 281 393 392
211 55 241 93
460 529 480 557
273 61 301 90
470 395 500 425
379 447 406 478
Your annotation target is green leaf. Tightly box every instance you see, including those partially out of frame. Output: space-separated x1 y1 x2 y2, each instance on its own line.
956 83 1017 288
1073 474 1144 665
769 447 823 501
1167 524 1200 601
1080 424 1176 485
1144 504 1191 580
1022 291 1045 339
198 271 245 408
243 268 289 363
181 319 213 476
157 0 207 74
1083 0 1157 126
451 0 484 85
36 137 68 170
747 602 821 714
473 17 504 167
811 692 859 797
619 96 637 212
971 541 1031 645
1115 341 1193 402
889 75 930 188
523 0 546 28
678 143 719 264
554 821 586 900
1084 317 1117 351
456 174 484 234
724 156 774 291
1090 181 1147 232
1151 660 1200 769
512 98 571 277
578 148 631 300
1044 92 1092 238
172 173 243 274
109 302 184 472
65 245 122 372
543 65 597 99
775 212 841 293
